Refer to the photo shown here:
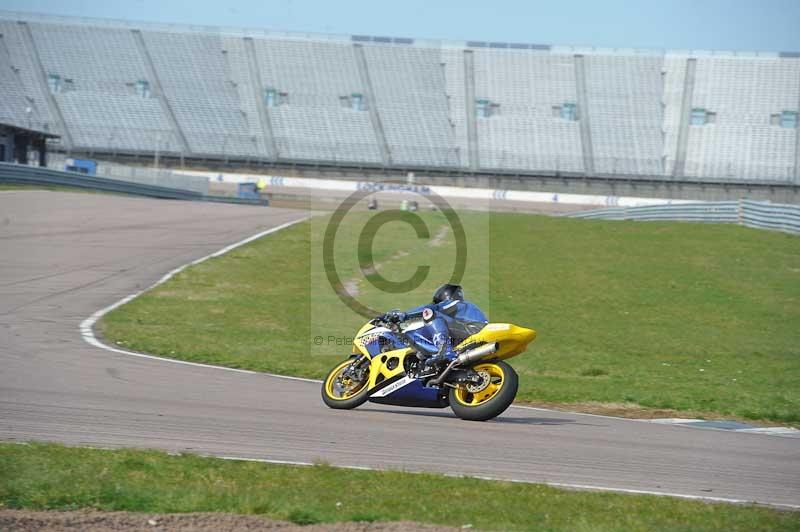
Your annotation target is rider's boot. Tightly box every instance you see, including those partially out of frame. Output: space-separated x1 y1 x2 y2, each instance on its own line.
418 346 455 379
416 355 440 378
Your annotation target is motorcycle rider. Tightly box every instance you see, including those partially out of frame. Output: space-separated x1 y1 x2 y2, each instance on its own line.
380 284 488 377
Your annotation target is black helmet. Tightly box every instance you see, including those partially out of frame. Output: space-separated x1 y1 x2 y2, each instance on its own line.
432 283 464 304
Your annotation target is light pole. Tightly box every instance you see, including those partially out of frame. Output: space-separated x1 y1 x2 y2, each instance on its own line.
154 131 161 171
108 127 117 157
221 132 230 164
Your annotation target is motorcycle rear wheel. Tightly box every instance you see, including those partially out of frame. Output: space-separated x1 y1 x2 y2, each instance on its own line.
321 358 370 410
449 360 518 421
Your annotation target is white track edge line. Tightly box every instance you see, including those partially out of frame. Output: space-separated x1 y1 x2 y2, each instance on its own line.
79 216 319 383
213 454 800 511
64 210 800 511
509 406 798 436
79 215 798 427
8 442 796 511
78 214 796 440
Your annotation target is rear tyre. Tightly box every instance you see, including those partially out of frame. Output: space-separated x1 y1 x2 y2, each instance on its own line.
321 358 370 410
449 360 518 421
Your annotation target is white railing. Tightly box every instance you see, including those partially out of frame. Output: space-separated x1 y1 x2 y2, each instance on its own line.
568 200 800 234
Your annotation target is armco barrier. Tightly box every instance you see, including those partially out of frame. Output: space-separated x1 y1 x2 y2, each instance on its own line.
568 200 800 235
0 163 267 206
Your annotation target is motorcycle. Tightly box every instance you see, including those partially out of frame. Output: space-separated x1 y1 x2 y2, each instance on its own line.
321 315 536 421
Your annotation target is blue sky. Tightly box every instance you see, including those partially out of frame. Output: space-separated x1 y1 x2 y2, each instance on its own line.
0 0 797 52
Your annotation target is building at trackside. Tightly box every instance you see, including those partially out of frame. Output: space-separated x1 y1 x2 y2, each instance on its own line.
0 10 798 186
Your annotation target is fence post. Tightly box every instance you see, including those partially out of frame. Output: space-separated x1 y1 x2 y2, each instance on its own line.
737 198 743 226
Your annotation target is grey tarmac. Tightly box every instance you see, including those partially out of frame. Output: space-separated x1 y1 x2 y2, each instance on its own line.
0 191 798 509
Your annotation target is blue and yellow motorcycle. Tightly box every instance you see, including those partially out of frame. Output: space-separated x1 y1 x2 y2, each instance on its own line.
321 316 536 421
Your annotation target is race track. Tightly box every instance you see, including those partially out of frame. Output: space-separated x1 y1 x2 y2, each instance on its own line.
1 191 798 509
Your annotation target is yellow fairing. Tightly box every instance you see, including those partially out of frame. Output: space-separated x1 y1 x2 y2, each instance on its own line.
365 347 415 389
352 322 378 356
455 323 537 361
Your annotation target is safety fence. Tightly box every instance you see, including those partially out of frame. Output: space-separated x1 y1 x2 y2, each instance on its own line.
567 200 800 235
0 163 266 205
45 154 210 195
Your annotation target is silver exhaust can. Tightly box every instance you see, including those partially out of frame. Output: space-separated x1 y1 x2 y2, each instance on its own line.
455 342 499 366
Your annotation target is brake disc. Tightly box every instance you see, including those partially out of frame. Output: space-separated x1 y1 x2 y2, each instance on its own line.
465 370 490 393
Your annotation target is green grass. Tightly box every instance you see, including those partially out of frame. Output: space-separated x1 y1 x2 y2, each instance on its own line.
100 211 800 423
0 183 114 194
1 443 797 531
0 183 71 192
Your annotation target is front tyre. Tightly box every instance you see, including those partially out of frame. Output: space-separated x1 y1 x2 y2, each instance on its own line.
449 360 518 421
321 358 370 410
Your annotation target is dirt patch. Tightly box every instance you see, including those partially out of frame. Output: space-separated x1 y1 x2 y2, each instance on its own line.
519 400 691 419
0 509 460 532
428 225 450 248
342 223 451 298
516 400 783 426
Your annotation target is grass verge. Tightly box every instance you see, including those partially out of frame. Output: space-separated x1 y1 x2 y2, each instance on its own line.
99 212 800 424
1 442 797 531
0 183 116 194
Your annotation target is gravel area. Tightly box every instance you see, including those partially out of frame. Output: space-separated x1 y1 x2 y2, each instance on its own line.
0 509 461 532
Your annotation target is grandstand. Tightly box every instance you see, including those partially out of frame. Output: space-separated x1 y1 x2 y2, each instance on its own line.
1 10 799 185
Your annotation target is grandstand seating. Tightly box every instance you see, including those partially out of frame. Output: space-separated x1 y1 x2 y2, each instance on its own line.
686 56 799 180
362 44 459 166
584 54 665 175
27 22 178 152
472 49 584 172
660 54 689 177
0 20 53 132
0 29 33 127
440 48 469 168
0 11 798 183
214 36 269 158
249 37 382 163
142 30 254 156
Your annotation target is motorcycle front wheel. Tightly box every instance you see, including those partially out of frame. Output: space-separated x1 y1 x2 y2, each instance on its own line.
321 358 370 410
449 360 518 421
